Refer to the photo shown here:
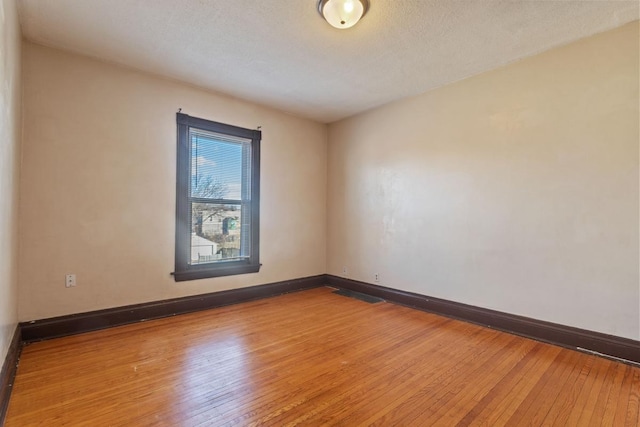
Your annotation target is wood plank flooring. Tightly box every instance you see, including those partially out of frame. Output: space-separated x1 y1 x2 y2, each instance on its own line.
6 287 640 426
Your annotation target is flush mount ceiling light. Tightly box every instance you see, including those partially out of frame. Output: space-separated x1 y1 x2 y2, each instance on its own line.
317 0 370 29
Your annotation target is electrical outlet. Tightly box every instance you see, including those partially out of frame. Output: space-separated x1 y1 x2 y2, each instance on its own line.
65 274 76 288
342 266 348 276
374 273 380 282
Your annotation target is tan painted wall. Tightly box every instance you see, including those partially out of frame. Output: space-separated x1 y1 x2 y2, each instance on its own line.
0 0 21 360
327 22 639 340
19 43 327 321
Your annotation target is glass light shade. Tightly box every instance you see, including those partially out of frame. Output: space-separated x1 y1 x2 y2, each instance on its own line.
320 0 367 29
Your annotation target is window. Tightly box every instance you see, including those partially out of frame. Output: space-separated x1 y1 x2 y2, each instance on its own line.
174 113 261 281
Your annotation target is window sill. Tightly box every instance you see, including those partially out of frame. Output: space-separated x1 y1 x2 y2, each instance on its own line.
173 263 261 282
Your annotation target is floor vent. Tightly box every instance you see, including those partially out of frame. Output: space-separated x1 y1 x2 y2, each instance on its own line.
333 289 384 304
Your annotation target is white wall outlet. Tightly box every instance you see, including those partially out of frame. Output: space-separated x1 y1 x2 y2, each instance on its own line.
65 274 76 288
342 266 348 276
374 273 380 282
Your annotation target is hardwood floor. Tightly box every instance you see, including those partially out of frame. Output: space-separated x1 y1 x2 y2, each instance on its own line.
6 287 639 426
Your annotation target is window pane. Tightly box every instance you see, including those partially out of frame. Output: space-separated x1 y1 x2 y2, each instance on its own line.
190 202 250 265
190 129 251 200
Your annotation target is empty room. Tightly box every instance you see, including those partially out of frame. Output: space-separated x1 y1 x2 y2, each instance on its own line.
1 0 639 425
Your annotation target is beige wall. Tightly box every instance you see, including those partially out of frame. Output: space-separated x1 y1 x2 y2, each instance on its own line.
327 22 639 340
15 19 640 342
0 0 21 360
19 43 327 321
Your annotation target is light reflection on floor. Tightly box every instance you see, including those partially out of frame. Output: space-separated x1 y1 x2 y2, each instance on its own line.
179 333 254 423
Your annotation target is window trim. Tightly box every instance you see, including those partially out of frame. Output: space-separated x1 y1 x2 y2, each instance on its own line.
174 112 261 281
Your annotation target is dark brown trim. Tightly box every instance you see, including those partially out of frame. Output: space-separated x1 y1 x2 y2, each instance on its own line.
21 275 325 343
0 326 22 425
326 275 640 365
14 273 640 363
174 112 261 281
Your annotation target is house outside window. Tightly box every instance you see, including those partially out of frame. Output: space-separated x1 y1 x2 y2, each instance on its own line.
174 113 261 281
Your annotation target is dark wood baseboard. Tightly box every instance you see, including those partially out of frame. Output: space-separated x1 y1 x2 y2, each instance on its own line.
12 273 640 367
0 326 22 425
326 275 640 365
21 275 325 343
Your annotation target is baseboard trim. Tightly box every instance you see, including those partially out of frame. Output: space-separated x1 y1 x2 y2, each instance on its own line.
21 275 325 343
326 275 640 365
13 273 640 363
0 326 22 425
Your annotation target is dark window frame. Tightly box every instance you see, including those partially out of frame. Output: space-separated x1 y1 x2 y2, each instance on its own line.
174 112 261 281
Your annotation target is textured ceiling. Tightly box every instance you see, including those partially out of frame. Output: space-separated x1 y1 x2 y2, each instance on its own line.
18 0 639 123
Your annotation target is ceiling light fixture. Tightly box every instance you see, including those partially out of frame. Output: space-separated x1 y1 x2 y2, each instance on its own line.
317 0 370 29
